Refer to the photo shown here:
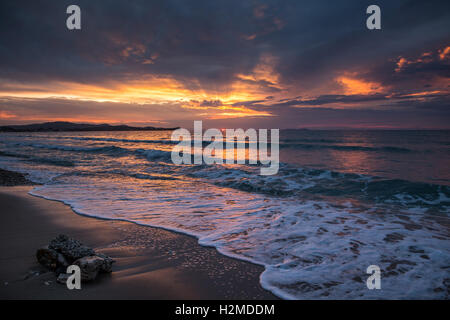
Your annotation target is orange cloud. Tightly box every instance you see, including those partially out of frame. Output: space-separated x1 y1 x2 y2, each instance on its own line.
0 76 217 105
181 99 272 119
203 109 272 120
439 46 450 60
395 57 408 73
0 111 16 119
242 34 257 41
336 76 385 95
398 90 441 98
0 68 276 122
395 45 449 72
234 53 283 96
0 51 285 109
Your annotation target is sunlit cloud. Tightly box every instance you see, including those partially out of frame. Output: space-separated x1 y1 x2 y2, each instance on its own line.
395 45 449 73
439 46 450 60
336 76 385 95
0 111 16 119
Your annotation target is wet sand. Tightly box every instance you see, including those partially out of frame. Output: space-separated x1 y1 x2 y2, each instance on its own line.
0 186 277 299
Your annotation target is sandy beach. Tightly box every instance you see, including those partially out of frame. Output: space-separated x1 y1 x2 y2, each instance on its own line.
0 184 277 300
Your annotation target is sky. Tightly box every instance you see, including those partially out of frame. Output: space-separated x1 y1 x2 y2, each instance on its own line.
0 0 449 129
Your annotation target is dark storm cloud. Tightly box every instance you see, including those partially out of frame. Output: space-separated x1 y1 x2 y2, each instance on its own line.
223 91 450 128
361 48 450 92
1 0 449 89
207 104 450 129
0 0 269 87
199 100 222 107
260 94 388 107
233 92 450 113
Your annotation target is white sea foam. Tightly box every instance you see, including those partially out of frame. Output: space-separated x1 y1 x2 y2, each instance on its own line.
26 172 449 299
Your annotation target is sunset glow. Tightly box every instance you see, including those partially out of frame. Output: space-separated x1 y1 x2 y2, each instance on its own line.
0 1 448 129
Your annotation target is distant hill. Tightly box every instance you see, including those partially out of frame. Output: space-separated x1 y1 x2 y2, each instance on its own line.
0 122 179 132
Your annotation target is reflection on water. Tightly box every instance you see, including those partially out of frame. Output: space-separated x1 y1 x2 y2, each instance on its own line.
280 130 450 185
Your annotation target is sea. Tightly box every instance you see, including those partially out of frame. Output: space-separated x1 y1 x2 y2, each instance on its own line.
0 129 448 299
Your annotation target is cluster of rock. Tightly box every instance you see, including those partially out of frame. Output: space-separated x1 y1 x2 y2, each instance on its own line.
36 234 114 283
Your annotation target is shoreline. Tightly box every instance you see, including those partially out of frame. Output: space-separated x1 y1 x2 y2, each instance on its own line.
0 185 277 299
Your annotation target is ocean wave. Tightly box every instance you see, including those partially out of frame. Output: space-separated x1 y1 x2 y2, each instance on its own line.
4 141 141 157
281 138 342 144
280 143 413 153
59 136 177 145
38 140 443 208
135 148 173 161
3 140 447 209
0 150 74 167
25 157 75 167
183 164 450 212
